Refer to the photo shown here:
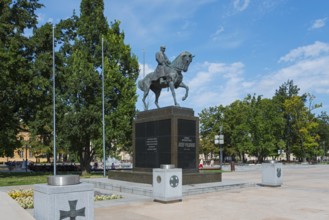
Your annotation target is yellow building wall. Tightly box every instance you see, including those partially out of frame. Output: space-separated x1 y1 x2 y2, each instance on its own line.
0 131 47 164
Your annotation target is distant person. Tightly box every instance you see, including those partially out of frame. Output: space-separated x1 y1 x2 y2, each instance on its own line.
199 159 204 169
93 161 98 170
111 163 115 170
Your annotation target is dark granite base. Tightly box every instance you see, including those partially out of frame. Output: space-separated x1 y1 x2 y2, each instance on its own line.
108 170 222 185
133 106 199 172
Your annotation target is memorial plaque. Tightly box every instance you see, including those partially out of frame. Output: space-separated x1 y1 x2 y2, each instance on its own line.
133 107 199 172
113 107 221 184
135 119 171 168
177 119 196 169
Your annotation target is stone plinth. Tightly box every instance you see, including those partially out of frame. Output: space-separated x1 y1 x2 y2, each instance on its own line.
108 106 222 185
34 182 94 220
133 106 199 172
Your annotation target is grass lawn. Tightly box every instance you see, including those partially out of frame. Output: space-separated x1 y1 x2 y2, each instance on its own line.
0 172 104 187
0 173 49 186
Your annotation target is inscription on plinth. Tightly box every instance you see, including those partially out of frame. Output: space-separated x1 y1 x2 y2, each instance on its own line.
135 119 171 168
133 107 199 171
178 119 196 169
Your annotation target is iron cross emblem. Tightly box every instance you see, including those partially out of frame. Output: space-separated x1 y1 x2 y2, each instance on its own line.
277 168 282 178
59 200 85 220
169 175 179 188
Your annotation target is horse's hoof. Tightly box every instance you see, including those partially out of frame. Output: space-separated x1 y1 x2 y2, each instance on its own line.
182 97 186 101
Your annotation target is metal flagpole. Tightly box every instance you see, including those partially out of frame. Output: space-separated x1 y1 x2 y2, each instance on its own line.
52 25 57 176
102 37 106 177
143 49 145 77
142 49 149 107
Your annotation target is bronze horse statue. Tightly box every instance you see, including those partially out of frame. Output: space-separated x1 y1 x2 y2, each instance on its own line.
138 51 194 110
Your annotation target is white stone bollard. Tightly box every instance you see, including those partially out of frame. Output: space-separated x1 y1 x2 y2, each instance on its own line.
261 161 283 186
153 164 182 203
34 175 94 220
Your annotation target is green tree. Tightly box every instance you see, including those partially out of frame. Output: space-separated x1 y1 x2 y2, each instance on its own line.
199 107 218 160
284 95 319 162
243 95 282 162
27 22 57 162
0 0 43 157
53 0 139 174
316 112 329 160
273 80 306 161
199 106 224 160
225 100 250 162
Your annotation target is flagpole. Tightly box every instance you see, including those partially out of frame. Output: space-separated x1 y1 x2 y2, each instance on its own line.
143 49 145 78
52 25 57 176
102 37 106 177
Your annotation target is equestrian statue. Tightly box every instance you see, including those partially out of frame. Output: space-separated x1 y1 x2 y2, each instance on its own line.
138 46 194 110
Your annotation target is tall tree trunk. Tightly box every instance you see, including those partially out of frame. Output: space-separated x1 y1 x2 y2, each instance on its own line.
79 144 92 175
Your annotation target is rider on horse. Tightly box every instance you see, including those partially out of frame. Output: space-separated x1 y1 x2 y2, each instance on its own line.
155 45 171 85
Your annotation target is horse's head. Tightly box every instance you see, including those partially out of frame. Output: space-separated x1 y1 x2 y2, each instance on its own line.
171 51 194 72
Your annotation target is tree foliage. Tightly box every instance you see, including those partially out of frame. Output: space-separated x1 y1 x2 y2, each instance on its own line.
199 80 325 163
53 0 138 173
1 0 139 174
0 0 43 157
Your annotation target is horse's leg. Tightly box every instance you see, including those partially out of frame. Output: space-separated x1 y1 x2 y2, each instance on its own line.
169 81 179 106
142 89 149 110
140 77 152 110
179 82 189 101
154 87 161 109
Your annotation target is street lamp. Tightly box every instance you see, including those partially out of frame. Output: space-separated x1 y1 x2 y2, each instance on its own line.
25 144 29 173
323 141 326 162
215 126 224 170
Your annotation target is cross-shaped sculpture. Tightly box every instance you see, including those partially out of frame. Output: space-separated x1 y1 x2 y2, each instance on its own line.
169 175 179 188
277 168 282 178
60 200 85 220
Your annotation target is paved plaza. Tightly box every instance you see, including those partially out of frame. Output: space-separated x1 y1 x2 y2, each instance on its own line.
93 164 329 220
1 164 328 219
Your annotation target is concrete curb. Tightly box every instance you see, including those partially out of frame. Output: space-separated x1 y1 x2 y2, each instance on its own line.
0 191 34 220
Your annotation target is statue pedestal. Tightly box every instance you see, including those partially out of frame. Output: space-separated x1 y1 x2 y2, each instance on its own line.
108 106 221 184
133 106 199 172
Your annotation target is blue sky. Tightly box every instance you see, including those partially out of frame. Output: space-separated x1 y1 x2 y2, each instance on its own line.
37 0 329 115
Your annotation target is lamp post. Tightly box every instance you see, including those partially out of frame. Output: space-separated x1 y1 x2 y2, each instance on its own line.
215 126 224 170
323 141 326 162
25 144 28 173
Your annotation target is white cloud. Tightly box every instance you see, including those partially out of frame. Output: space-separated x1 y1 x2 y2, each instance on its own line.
136 61 247 111
233 0 250 12
310 17 327 30
187 61 246 109
278 41 329 63
37 13 45 23
138 63 154 80
211 26 224 41
211 29 245 49
137 50 329 114
187 44 329 113
254 55 329 102
105 0 214 47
